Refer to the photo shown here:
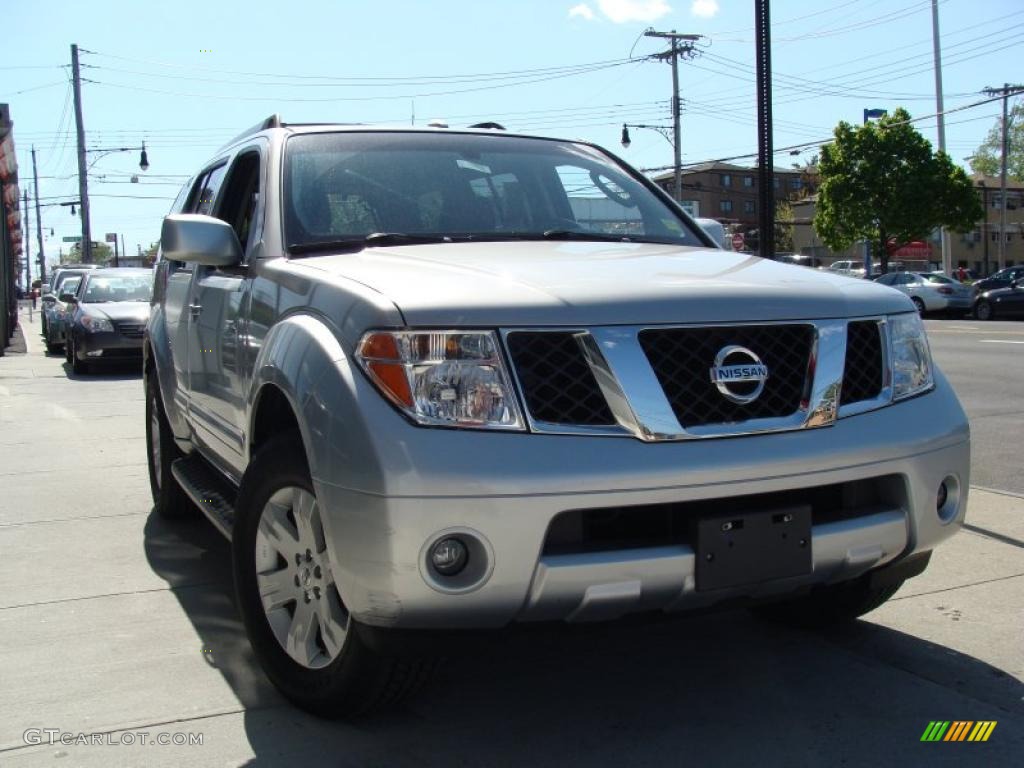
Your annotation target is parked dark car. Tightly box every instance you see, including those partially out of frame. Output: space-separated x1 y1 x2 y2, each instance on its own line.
974 278 1024 320
973 265 1024 294
64 268 153 374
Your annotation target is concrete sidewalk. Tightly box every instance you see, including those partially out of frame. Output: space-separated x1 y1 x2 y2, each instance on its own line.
0 304 1021 766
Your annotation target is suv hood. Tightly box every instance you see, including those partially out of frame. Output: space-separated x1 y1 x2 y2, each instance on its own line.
301 241 913 326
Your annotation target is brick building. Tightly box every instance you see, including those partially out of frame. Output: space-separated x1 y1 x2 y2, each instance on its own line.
651 162 817 230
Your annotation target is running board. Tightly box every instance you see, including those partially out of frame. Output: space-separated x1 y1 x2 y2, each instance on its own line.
171 454 237 540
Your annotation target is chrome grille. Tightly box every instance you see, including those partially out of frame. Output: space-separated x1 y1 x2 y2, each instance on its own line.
505 332 615 426
840 321 883 405
638 324 815 428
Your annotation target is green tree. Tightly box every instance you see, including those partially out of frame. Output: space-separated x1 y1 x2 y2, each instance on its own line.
814 108 982 273
969 102 1023 180
68 241 114 265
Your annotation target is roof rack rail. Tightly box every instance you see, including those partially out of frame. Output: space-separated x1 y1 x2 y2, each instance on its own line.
219 114 282 151
469 121 506 130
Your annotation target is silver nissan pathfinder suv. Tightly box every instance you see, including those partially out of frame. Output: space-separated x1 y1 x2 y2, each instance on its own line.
145 116 970 716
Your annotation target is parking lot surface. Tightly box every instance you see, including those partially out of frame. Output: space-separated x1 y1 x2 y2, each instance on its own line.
1 306 1021 766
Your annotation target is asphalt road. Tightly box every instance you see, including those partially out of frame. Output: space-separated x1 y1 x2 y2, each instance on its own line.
925 317 1024 496
0 305 1021 766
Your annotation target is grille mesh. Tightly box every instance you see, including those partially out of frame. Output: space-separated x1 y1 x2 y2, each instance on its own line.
639 325 814 428
506 332 616 426
840 320 883 405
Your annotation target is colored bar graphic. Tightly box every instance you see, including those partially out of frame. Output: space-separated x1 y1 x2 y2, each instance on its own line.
921 720 996 742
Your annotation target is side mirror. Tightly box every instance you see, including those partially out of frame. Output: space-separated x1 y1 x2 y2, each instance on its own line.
60 292 77 304
41 293 57 304
161 214 243 267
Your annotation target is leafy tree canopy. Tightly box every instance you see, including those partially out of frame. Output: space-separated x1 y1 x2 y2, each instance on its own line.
814 108 982 271
969 101 1023 181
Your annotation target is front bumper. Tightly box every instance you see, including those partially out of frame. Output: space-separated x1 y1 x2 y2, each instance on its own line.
312 370 970 630
73 331 144 361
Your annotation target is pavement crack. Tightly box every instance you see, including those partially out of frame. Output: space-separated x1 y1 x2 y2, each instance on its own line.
890 571 1024 601
0 580 229 611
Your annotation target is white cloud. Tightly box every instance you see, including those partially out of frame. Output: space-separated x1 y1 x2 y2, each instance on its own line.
568 3 595 20
690 0 719 18
596 0 672 24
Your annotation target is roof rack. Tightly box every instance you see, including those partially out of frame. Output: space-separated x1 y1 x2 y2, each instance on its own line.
219 114 282 151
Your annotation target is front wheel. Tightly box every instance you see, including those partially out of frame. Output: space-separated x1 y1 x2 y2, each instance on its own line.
233 432 433 717
975 300 994 321
70 337 90 375
911 297 926 315
751 576 904 628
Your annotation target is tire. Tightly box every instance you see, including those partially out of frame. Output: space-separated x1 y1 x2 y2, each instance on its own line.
70 337 90 375
911 297 926 315
233 431 433 717
751 575 903 628
65 335 74 365
145 372 194 519
975 300 994 321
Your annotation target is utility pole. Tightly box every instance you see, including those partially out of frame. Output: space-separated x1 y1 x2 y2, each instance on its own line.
643 29 700 203
931 0 951 276
23 189 31 286
70 44 92 264
31 147 46 284
754 0 775 260
983 84 1023 272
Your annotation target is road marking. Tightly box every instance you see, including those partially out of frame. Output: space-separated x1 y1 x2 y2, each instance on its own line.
978 339 1024 344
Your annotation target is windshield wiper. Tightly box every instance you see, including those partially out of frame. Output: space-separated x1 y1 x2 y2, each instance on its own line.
288 232 451 255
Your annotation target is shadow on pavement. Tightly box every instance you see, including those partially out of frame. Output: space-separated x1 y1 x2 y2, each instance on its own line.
61 358 144 381
144 512 1023 766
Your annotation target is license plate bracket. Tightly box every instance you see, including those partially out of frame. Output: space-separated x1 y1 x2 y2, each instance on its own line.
695 505 812 592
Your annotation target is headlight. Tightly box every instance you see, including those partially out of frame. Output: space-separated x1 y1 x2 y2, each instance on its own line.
80 315 114 333
356 330 525 430
889 313 934 400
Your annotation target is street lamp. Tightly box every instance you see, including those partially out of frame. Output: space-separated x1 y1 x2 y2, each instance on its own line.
78 142 150 263
86 141 150 171
621 123 678 197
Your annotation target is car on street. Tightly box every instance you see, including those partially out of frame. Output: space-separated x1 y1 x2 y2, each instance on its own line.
41 267 97 353
64 267 153 373
145 117 969 717
873 271 973 314
973 278 1024 320
972 265 1024 295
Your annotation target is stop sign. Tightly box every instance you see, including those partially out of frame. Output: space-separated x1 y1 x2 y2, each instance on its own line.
731 232 745 250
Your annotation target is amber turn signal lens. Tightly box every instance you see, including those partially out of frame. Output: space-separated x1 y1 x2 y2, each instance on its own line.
366 361 413 408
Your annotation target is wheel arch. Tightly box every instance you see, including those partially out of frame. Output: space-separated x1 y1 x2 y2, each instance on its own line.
246 312 381 488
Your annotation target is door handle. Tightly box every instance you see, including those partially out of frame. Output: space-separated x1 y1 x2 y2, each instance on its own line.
189 303 202 318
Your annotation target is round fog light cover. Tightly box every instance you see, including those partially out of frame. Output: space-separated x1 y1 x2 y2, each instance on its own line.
936 482 948 511
431 537 469 576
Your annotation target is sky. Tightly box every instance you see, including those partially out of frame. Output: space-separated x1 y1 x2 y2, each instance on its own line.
2 0 1020 278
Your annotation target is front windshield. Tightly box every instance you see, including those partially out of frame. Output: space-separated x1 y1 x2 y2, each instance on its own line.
82 274 153 303
59 276 82 296
284 132 703 250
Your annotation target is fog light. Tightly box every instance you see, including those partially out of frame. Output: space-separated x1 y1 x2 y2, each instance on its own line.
936 482 948 511
430 537 468 576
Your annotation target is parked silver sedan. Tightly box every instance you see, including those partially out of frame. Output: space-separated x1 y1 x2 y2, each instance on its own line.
874 272 973 314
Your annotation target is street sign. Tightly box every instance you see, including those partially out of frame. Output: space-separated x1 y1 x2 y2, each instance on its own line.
731 232 745 251
62 236 81 243
105 233 117 243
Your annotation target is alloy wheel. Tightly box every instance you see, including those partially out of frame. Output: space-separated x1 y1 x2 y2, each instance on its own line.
254 487 349 669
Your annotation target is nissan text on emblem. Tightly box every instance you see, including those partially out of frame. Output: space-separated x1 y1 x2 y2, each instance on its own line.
709 345 770 405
